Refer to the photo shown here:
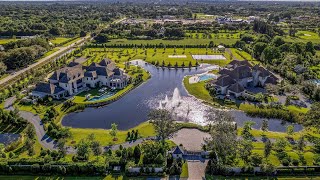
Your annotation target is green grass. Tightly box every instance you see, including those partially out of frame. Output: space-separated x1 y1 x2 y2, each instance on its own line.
180 162 189 178
66 121 156 146
284 30 320 44
296 31 320 40
42 47 60 58
106 38 238 46
63 37 81 47
192 13 216 19
84 48 233 68
206 175 320 180
0 38 16 44
185 32 242 39
16 103 48 118
287 105 309 114
0 73 9 81
183 76 257 110
0 176 123 180
73 65 150 104
50 37 73 45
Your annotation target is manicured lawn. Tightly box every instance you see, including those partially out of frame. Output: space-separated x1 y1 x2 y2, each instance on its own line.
42 47 60 58
16 103 48 118
86 47 231 67
73 65 150 104
287 105 309 114
180 162 189 178
0 38 16 44
0 101 4 109
66 121 156 146
283 31 320 44
106 38 238 46
185 32 241 39
206 175 320 180
63 37 81 47
0 176 121 180
183 76 257 110
50 37 73 45
296 31 320 40
192 13 216 19
0 73 9 81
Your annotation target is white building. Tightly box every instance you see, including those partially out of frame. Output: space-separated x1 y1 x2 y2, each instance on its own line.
31 58 129 99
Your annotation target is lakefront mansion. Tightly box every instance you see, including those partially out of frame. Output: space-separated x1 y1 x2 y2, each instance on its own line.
210 60 278 98
31 58 129 99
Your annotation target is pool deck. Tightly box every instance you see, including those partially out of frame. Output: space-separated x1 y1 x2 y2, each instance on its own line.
189 76 200 84
188 72 218 84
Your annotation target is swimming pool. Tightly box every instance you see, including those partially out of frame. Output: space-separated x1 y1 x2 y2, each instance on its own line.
199 74 217 81
88 91 116 102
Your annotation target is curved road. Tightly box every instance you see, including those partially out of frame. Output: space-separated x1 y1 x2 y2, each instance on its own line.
4 96 148 153
4 96 75 153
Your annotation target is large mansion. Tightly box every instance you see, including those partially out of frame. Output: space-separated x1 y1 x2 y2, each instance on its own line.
32 58 129 99
210 60 278 98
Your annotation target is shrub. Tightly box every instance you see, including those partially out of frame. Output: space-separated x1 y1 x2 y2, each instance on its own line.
282 159 290 166
292 159 299 166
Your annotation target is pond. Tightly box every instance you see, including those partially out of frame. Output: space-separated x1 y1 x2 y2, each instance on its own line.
0 133 20 145
62 60 302 132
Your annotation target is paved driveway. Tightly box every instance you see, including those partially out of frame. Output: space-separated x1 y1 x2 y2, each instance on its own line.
170 128 210 151
187 160 208 180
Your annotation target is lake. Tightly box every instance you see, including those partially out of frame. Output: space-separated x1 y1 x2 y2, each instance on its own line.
62 60 302 132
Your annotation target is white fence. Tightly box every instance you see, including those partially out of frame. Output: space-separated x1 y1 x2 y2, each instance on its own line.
128 167 163 173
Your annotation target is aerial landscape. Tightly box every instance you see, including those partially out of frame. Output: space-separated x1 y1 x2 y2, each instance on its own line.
0 0 320 179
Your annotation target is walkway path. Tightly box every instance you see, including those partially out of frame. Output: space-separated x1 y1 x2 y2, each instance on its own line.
4 95 148 153
4 97 75 153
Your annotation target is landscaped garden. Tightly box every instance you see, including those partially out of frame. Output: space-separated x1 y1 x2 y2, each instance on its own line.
0 1 320 178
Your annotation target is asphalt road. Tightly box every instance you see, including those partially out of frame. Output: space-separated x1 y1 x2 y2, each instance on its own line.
0 17 126 88
0 36 90 88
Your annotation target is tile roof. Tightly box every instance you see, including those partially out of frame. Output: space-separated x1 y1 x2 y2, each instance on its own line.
49 66 84 83
84 71 97 78
228 60 252 68
228 83 245 93
215 75 236 87
33 82 65 95
228 65 252 80
264 76 277 85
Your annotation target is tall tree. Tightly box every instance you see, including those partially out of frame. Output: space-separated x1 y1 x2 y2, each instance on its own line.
264 139 272 158
204 109 238 166
261 119 269 132
148 109 176 141
110 123 118 141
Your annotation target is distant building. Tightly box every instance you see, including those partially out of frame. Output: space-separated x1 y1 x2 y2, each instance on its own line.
210 60 278 98
31 58 129 99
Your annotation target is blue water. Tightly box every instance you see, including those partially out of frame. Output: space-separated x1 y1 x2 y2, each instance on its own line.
62 60 303 132
199 74 216 81
88 91 116 102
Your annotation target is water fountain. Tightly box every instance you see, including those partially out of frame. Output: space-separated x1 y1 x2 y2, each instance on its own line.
157 87 210 125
